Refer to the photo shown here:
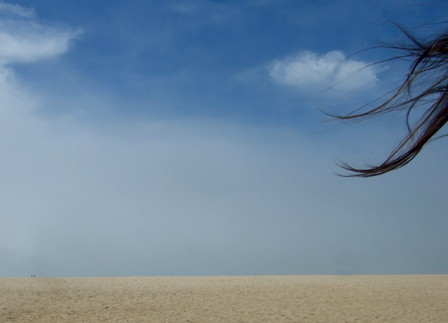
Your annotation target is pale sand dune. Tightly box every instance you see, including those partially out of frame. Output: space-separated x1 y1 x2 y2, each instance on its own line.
1 275 447 322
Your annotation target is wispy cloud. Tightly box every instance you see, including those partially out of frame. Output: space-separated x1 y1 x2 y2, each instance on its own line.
268 51 379 92
0 27 79 64
0 1 34 18
169 0 243 25
0 3 80 64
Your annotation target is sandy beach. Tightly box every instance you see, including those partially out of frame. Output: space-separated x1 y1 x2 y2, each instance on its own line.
1 275 447 322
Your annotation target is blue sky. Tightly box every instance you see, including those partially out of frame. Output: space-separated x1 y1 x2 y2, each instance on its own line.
1 0 448 277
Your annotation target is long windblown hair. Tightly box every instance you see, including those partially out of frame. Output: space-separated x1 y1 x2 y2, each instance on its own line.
337 25 448 177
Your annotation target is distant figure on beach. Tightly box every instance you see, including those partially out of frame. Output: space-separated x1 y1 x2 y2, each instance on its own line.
336 26 448 177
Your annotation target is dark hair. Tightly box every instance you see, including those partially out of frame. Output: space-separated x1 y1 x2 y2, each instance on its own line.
336 25 448 177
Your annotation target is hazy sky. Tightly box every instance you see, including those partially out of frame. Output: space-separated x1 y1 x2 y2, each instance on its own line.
1 0 447 277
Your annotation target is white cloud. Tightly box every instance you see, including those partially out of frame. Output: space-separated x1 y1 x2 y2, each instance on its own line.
0 2 80 114
268 51 379 91
0 4 80 130
0 3 80 64
0 26 79 63
0 1 34 18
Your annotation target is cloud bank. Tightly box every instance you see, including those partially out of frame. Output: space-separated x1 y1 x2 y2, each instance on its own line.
268 51 379 92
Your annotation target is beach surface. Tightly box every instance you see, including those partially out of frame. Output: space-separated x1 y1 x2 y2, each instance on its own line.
1 275 447 322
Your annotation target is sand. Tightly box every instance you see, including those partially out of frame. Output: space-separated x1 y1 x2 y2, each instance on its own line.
1 275 447 322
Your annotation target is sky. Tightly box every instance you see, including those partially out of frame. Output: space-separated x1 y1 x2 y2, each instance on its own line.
0 0 447 277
